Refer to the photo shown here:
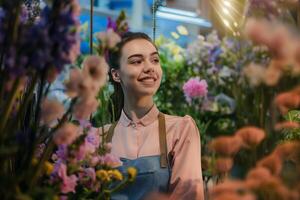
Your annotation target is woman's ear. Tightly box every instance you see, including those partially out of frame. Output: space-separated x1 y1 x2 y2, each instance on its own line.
111 68 121 83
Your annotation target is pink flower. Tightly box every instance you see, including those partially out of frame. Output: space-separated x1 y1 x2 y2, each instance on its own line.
40 98 64 125
97 28 121 49
65 68 83 98
99 153 122 168
73 96 99 120
182 77 208 103
53 123 80 145
82 55 108 89
56 163 78 194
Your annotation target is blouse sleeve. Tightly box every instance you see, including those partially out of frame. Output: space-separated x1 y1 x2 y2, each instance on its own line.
169 115 204 200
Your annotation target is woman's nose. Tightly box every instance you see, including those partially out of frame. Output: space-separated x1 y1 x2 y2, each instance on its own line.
143 60 154 73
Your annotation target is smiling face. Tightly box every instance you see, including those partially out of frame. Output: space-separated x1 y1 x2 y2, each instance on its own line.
112 39 162 98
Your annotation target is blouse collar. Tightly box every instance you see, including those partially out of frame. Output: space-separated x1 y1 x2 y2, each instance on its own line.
119 105 160 127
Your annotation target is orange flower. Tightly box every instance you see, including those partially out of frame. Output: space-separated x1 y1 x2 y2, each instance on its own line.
214 158 233 174
273 141 300 162
257 153 282 176
209 136 243 156
235 126 266 149
274 90 300 115
245 167 273 189
210 180 246 196
264 65 282 86
275 121 300 131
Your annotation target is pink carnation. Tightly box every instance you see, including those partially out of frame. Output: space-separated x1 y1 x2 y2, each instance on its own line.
56 163 78 194
183 77 208 103
100 153 123 168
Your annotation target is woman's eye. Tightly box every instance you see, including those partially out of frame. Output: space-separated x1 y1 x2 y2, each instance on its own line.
130 60 142 65
152 58 160 64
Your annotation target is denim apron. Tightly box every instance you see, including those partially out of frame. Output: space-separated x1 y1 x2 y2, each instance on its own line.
106 113 171 200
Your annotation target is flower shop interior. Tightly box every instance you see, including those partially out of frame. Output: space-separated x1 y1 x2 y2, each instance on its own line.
1 0 300 199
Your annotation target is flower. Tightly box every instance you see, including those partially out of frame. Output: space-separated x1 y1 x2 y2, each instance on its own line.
243 63 266 86
53 123 80 145
65 68 83 98
97 28 121 49
127 167 137 182
108 169 123 181
209 136 243 156
44 161 54 175
235 126 266 148
214 158 233 174
274 90 300 115
182 77 208 103
257 153 282 176
96 169 110 182
82 55 108 89
275 121 300 130
73 96 99 120
99 153 122 168
56 163 78 194
40 98 64 125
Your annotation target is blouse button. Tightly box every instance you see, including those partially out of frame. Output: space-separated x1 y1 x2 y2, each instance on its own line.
131 122 136 128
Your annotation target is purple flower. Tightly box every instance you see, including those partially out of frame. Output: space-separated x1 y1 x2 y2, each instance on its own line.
107 17 117 31
183 77 208 103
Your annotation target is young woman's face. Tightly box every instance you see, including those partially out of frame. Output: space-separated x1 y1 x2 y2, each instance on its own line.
117 39 162 97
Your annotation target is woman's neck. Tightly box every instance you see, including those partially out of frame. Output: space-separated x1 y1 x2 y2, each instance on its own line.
123 95 154 121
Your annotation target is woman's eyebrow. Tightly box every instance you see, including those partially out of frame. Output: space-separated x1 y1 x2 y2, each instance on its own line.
127 54 143 59
127 52 159 60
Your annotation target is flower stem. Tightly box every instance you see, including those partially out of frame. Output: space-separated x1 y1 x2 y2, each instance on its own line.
0 77 20 136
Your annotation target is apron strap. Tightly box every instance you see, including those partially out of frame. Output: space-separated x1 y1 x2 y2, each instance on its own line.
158 112 168 168
104 112 168 168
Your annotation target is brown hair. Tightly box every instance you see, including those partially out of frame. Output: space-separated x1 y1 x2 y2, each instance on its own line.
107 32 156 121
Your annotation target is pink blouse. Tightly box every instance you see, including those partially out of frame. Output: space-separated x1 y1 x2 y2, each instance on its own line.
103 105 204 199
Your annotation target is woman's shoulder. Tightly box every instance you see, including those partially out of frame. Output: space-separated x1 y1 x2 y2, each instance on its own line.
164 113 196 124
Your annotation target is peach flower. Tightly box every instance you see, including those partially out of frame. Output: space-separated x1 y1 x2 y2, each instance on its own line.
65 68 83 98
275 121 300 131
273 141 300 162
209 136 243 156
274 90 300 115
214 157 233 174
243 63 266 86
73 96 99 120
97 28 121 49
82 55 108 89
235 126 266 149
257 153 282 176
40 98 65 125
53 123 80 145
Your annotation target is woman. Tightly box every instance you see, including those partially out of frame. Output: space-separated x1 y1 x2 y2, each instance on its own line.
104 32 204 200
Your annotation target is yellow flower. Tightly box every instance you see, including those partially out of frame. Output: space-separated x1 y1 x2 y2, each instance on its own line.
127 167 137 182
53 196 59 200
176 25 189 35
108 169 123 181
31 158 38 166
44 161 54 175
96 169 111 182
